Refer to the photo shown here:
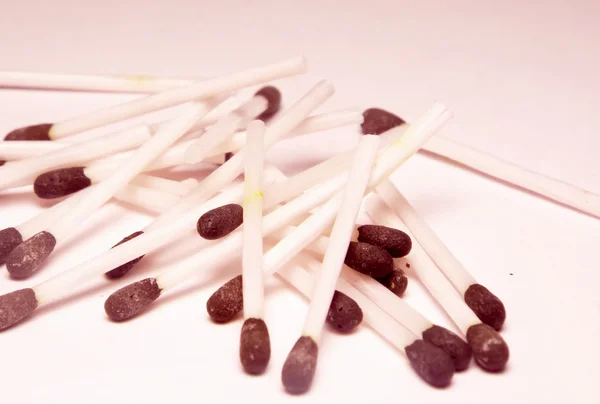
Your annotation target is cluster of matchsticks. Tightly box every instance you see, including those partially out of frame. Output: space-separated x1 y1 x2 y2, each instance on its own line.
0 58 596 393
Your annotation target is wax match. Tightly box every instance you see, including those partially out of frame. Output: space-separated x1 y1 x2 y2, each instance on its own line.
376 180 506 331
364 194 510 372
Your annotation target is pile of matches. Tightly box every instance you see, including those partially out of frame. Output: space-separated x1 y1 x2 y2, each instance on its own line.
0 58 598 394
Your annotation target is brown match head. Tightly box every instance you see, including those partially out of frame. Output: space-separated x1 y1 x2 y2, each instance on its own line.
282 336 319 395
361 108 406 135
405 339 455 388
34 167 92 199
240 318 271 375
104 278 162 322
4 123 53 141
0 288 38 331
377 267 408 297
224 152 234 163
422 325 472 371
326 290 363 333
467 323 510 372
464 283 506 331
104 231 145 279
255 86 282 121
0 160 5 166
344 241 394 278
357 224 412 258
197 204 243 240
0 227 23 265
206 275 243 323
6 231 56 279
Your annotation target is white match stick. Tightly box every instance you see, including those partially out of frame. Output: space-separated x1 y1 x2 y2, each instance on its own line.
0 71 194 93
42 57 306 139
4 103 211 279
0 141 70 160
0 125 152 190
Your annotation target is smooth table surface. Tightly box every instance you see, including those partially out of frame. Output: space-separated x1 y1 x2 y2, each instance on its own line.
0 1 598 403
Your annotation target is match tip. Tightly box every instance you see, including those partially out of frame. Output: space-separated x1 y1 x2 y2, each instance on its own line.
405 339 455 388
357 224 412 258
34 167 92 199
104 231 146 279
326 291 363 333
255 86 282 121
282 336 319 395
4 123 53 141
344 241 394 278
377 267 408 297
361 108 406 135
0 288 38 331
206 275 243 323
0 160 5 166
467 324 509 372
464 283 506 331
197 204 243 240
422 325 472 371
0 227 24 265
104 278 162 322
6 231 56 279
240 318 271 375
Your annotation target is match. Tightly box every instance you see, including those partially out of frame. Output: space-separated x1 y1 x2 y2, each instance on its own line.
5 102 209 279
362 107 600 219
364 193 510 372
4 57 306 140
375 180 506 331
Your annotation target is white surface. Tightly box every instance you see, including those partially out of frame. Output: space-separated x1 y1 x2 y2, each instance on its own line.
0 1 599 403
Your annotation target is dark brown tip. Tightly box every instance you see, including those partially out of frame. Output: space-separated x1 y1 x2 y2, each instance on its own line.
224 152 234 163
0 160 5 166
0 227 23 265
206 275 243 323
197 204 243 240
104 278 162 321
344 241 394 278
104 231 145 279
255 86 282 121
377 267 408 297
405 339 454 388
357 224 412 258
4 123 53 141
464 284 506 331
467 323 510 372
326 290 363 333
361 108 405 135
422 325 472 371
240 318 271 375
34 167 92 199
6 231 56 279
0 288 38 331
282 336 318 395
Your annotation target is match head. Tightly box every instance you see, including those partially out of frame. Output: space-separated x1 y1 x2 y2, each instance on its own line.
0 160 5 166
422 325 472 371
464 283 506 331
466 323 510 372
105 231 145 279
282 336 319 395
344 241 394 278
206 275 243 323
361 108 405 135
0 288 38 331
377 267 408 297
404 339 455 388
34 167 92 199
240 318 271 375
357 224 412 258
104 278 162 322
0 227 24 265
6 231 56 279
197 204 244 240
255 86 282 121
224 152 234 163
326 290 363 333
4 123 53 141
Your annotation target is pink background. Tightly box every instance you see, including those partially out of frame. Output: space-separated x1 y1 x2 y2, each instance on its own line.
0 1 598 403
